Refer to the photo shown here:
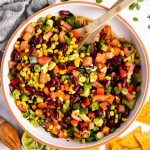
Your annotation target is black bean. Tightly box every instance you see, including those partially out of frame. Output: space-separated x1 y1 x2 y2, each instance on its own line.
11 50 17 60
59 10 73 16
95 110 103 117
10 68 18 74
61 43 68 51
105 110 110 119
122 107 130 118
60 123 68 129
25 86 36 93
35 91 45 97
105 80 111 89
106 61 111 69
15 52 20 61
122 78 127 87
76 37 83 44
28 47 36 56
71 95 80 104
45 96 51 101
107 119 115 128
78 122 83 131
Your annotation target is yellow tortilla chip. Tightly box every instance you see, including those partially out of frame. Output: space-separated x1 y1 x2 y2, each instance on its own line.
134 132 150 150
106 137 121 150
129 148 142 150
112 143 122 150
89 147 99 150
119 127 141 149
137 100 150 125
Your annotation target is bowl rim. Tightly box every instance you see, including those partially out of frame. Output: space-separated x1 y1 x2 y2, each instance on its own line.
1 1 150 149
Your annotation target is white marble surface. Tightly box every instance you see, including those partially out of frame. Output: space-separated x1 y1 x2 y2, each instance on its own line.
0 0 150 149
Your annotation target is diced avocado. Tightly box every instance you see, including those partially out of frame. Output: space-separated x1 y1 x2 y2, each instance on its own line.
73 126 79 133
114 86 120 94
87 44 92 53
73 103 80 110
8 72 14 80
46 19 53 28
66 16 75 26
42 24 51 31
36 97 43 103
65 35 71 45
99 39 108 52
22 110 30 118
34 64 41 73
95 132 104 141
61 75 69 81
92 101 99 111
122 97 136 109
79 114 91 122
33 75 39 82
62 99 70 113
94 118 103 126
37 17 46 23
48 61 56 71
80 83 92 97
79 108 88 114
21 94 30 101
30 119 40 127
41 63 48 73
12 89 21 99
79 74 86 83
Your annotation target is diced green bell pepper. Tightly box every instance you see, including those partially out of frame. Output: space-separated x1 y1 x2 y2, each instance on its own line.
21 94 30 101
37 17 46 23
79 108 88 114
107 86 112 93
8 72 14 80
42 24 51 31
62 99 70 113
114 86 120 94
30 119 40 127
12 89 21 99
80 83 92 97
99 39 108 52
48 61 56 71
92 101 99 111
73 103 80 110
66 16 75 26
122 97 136 109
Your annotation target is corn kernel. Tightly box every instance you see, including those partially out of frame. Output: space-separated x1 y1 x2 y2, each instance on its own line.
115 114 118 119
21 101 26 106
86 52 90 56
64 80 68 84
122 118 128 122
52 127 59 135
42 44 47 50
32 105 37 109
49 125 54 130
80 53 85 58
78 82 83 86
120 50 124 56
105 76 111 80
115 119 118 123
73 44 78 48
111 105 115 110
25 48 29 53
74 58 80 67
43 34 49 41
63 130 67 137
59 70 67 75
46 14 52 19
110 111 114 116
51 44 56 50
24 40 28 44
70 41 75 45
64 57 68 61
110 48 114 53
23 55 28 61
36 44 41 48
55 42 59 45
82 139 85 144
53 34 58 42
54 49 58 54
37 29 42 34
15 41 20 44
16 101 21 105
72 37 76 42
95 37 99 42
35 117 39 121
50 87 55 92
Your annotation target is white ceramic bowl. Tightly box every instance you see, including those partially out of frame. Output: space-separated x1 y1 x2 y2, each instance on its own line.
1 1 150 149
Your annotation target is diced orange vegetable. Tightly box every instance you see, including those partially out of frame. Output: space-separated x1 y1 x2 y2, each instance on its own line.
106 94 115 104
40 72 48 84
128 84 135 93
63 94 70 100
72 70 80 78
17 104 27 112
38 102 47 109
82 57 93 67
8 60 16 69
88 111 95 118
120 69 127 78
70 119 79 127
117 83 122 90
92 95 109 101
126 92 135 101
102 126 110 135
53 65 59 74
58 130 64 138
92 81 103 88
23 32 32 41
59 31 66 43
98 72 105 80
19 41 30 51
16 63 22 70
83 98 90 107
124 47 134 57
74 132 81 137
100 102 109 110
100 25 111 40
24 23 35 33
95 53 106 63
67 66 76 72
110 39 120 47
60 85 65 91
64 83 69 91
38 57 52 65
105 52 113 59
71 29 81 38
97 88 104 95
50 91 64 99
43 87 50 96
113 47 121 56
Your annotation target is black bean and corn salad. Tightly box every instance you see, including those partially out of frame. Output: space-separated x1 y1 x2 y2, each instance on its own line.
8 10 141 143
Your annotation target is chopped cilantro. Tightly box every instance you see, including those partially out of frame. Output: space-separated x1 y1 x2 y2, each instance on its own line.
133 17 139 21
96 0 103 3
148 25 150 30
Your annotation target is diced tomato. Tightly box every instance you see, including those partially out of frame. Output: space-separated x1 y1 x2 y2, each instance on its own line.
118 104 125 113
92 95 109 101
19 41 30 51
58 130 64 138
63 94 70 100
110 39 120 47
17 104 27 112
59 31 66 43
105 52 113 59
64 83 69 91
16 63 22 70
126 92 135 101
71 29 81 38
38 57 52 65
100 102 109 110
23 32 32 41
63 22 72 30
53 65 59 74
113 47 121 56
50 91 64 99
82 57 93 67
72 70 80 78
70 119 79 127
40 72 48 84
98 72 105 80
43 87 50 96
83 98 90 107
106 94 115 104
97 88 104 95
8 60 16 69
125 62 135 78
120 69 127 78
88 111 95 118
102 126 110 135
10 77 20 85
24 23 35 33
95 53 106 63
46 31 53 41
67 66 76 72
92 81 103 88
100 25 111 40
38 102 47 109
117 83 122 90
60 85 65 91
124 48 134 57
128 84 135 93
47 112 52 117
74 132 81 137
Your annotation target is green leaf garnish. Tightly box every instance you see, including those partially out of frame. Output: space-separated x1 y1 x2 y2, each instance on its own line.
133 17 139 21
96 0 103 3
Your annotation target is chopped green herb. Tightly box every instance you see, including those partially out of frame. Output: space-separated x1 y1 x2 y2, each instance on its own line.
133 17 139 21
147 15 150 19
135 3 140 10
148 25 150 30
129 3 136 10
137 0 143 2
96 0 103 3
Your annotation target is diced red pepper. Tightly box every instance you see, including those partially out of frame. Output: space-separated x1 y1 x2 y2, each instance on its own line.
38 57 52 65
128 84 135 93
10 77 20 85
83 98 90 107
71 29 81 38
120 69 127 78
97 88 104 95
70 119 79 127
67 66 76 72
88 111 95 118
82 57 93 67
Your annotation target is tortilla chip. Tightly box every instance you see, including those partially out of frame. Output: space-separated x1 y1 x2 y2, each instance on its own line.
129 148 142 150
119 127 141 149
89 147 99 150
137 100 150 125
134 132 150 150
112 143 122 150
106 137 121 150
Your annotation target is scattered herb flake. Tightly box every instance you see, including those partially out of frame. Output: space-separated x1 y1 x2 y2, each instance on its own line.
138 0 143 2
129 2 136 10
135 3 141 10
133 17 139 21
148 25 150 30
147 15 150 19
96 0 103 3
61 0 68 2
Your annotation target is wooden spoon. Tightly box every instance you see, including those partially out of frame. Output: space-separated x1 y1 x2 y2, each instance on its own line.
76 0 135 48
